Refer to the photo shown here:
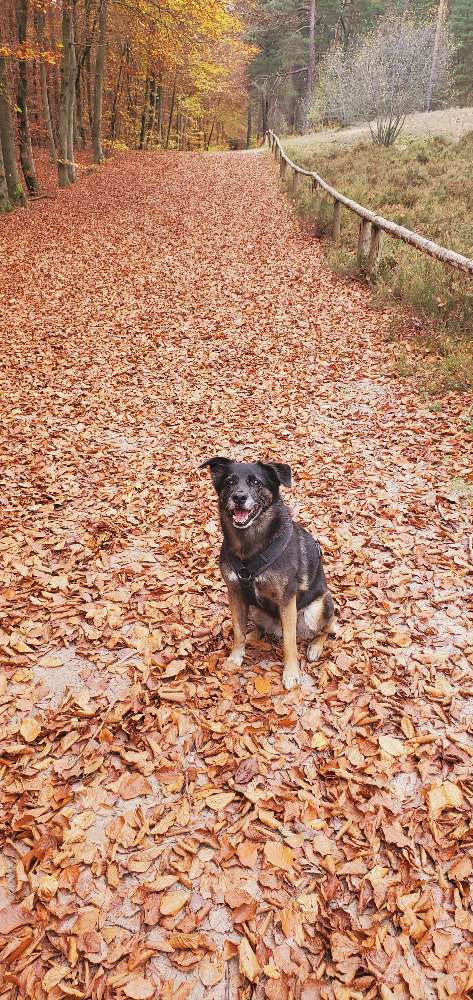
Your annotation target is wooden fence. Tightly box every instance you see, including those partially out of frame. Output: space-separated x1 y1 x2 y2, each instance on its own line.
266 130 473 278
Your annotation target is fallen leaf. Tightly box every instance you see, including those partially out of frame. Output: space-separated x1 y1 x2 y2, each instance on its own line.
263 841 293 870
160 889 191 916
254 675 271 695
379 734 407 756
20 717 41 742
428 781 464 819
238 937 260 982
123 977 154 999
198 953 225 986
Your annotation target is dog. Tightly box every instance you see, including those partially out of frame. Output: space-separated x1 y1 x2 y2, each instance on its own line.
200 457 336 689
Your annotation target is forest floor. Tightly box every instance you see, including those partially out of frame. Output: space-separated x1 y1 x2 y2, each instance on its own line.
1 148 473 1000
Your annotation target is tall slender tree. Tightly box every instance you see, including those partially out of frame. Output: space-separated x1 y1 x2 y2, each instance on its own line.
16 0 40 193
92 0 108 162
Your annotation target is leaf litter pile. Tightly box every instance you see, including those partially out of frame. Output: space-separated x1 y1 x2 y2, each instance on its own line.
1 149 472 1000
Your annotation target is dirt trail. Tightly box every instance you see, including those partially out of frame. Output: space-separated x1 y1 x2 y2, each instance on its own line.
1 149 472 1000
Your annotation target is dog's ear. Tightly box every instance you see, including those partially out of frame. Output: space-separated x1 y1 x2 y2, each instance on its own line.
199 457 232 490
261 462 292 488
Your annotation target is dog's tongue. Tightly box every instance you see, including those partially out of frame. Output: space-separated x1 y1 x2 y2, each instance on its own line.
233 508 250 524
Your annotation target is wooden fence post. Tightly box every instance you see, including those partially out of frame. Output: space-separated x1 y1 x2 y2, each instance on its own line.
357 220 371 268
331 200 341 241
367 225 383 275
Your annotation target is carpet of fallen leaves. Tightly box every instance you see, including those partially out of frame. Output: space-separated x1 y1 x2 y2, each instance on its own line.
1 148 473 1000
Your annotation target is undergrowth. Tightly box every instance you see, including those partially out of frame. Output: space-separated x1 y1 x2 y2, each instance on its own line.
283 132 473 392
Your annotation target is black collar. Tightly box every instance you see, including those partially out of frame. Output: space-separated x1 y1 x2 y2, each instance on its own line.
223 519 294 582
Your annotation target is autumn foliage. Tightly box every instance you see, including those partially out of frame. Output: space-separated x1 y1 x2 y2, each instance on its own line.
1 147 472 998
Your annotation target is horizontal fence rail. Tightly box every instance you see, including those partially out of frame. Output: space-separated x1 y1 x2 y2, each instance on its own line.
266 130 473 278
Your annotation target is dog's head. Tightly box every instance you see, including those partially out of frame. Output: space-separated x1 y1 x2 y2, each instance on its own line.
200 457 291 530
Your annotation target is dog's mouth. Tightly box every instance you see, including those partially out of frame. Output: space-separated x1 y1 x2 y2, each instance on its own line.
230 505 259 529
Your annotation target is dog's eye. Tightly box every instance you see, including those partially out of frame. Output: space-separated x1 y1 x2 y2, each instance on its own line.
248 476 259 487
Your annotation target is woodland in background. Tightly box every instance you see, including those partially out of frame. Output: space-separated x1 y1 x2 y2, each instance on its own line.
0 0 253 209
0 0 472 212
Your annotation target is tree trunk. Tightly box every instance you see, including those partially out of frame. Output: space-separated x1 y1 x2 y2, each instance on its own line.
304 0 316 131
139 70 150 149
0 52 26 203
16 0 40 194
58 0 75 187
110 43 126 138
35 9 57 163
0 135 12 212
426 0 449 110
165 72 177 149
92 0 108 162
146 74 158 147
246 93 252 148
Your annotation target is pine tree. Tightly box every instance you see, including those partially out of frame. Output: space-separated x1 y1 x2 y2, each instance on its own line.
450 0 473 103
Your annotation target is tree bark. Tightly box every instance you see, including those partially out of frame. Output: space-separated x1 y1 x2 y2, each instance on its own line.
139 69 150 149
246 93 252 148
0 133 12 212
66 9 77 184
16 0 40 194
304 0 316 131
165 70 177 149
58 0 75 187
0 51 26 203
34 9 57 163
426 0 449 110
92 0 108 162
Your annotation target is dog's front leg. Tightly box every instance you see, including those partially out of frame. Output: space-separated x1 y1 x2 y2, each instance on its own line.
280 594 300 690
225 586 249 668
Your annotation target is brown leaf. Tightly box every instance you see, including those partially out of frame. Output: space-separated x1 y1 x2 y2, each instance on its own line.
234 757 259 784
0 905 33 934
117 772 152 800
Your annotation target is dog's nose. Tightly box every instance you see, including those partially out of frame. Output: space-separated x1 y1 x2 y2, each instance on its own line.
233 493 248 507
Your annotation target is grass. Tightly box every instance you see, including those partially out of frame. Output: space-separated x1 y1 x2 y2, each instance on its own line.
282 109 473 392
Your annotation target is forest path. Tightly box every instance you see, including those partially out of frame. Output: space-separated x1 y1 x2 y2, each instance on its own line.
1 149 472 1000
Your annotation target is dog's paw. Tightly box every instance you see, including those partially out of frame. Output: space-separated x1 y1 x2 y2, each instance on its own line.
283 663 301 690
307 638 324 662
225 649 244 668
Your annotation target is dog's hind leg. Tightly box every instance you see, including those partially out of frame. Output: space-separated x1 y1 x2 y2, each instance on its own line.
225 586 249 668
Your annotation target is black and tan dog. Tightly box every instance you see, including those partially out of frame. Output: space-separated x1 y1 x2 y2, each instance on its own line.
201 457 336 689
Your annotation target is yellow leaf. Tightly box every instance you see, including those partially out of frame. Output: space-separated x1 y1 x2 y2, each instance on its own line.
379 734 406 756
378 680 396 696
391 631 411 647
263 841 293 870
311 731 328 750
238 937 260 982
160 889 191 916
42 965 69 991
37 874 59 900
428 781 464 820
400 716 415 739
206 791 235 810
263 965 280 979
12 668 32 682
254 675 271 695
40 654 63 668
20 717 41 742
